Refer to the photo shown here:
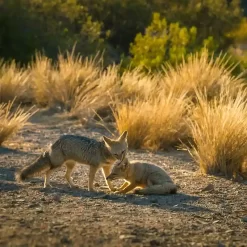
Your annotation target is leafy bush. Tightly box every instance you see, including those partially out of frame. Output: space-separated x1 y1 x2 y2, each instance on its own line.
130 13 217 70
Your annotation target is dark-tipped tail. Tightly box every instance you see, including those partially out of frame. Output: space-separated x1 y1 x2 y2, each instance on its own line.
15 151 51 182
170 187 177 194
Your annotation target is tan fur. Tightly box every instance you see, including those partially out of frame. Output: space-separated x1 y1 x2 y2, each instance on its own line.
107 157 177 195
15 131 128 191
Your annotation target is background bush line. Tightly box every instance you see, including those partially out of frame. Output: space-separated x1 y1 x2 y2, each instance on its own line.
0 0 247 72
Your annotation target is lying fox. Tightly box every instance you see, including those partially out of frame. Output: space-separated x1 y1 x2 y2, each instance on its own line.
107 157 177 195
15 131 128 192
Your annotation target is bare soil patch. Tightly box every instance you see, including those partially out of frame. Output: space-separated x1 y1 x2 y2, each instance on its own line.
0 113 246 247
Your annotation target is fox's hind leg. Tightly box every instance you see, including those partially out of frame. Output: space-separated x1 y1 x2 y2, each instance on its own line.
44 169 53 188
65 161 78 188
135 183 177 195
101 165 117 191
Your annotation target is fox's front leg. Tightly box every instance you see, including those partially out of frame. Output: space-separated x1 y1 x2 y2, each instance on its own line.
117 181 129 192
116 183 137 194
44 169 53 188
102 166 117 191
88 166 98 192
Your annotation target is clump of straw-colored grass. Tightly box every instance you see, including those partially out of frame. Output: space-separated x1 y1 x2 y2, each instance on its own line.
186 88 247 178
0 60 30 103
0 100 34 145
30 51 101 114
113 92 190 150
161 49 244 99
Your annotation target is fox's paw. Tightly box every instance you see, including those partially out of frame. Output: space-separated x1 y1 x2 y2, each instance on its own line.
70 184 80 189
88 188 97 193
44 183 52 188
110 187 118 192
134 189 142 194
113 190 123 194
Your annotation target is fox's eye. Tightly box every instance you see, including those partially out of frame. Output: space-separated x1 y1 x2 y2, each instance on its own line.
121 151 125 154
114 154 118 157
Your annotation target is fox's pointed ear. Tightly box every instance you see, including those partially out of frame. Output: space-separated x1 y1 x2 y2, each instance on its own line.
103 136 113 146
119 130 128 141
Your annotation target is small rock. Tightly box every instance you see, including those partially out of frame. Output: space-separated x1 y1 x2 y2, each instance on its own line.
150 239 160 246
35 208 43 213
52 195 61 202
16 199 25 202
201 183 214 192
61 236 71 244
204 228 213 233
218 242 225 247
119 234 136 240
241 216 247 222
28 203 39 208
213 220 220 224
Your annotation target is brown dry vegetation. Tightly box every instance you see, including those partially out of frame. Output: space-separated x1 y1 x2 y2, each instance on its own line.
30 52 101 114
0 60 30 103
0 50 247 178
187 89 247 179
0 101 34 145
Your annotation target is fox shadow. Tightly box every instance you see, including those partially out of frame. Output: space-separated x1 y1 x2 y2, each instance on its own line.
35 182 210 213
0 146 29 155
0 166 22 191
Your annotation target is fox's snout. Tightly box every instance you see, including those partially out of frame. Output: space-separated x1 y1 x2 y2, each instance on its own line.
106 174 117 180
106 175 113 180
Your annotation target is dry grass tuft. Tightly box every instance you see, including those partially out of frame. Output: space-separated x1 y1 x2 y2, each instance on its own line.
161 50 244 99
31 52 101 114
186 88 247 178
0 60 30 103
0 100 34 146
119 68 161 100
113 92 190 150
113 100 151 148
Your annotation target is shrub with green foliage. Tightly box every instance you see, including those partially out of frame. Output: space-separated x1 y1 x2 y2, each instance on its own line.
0 0 106 63
0 0 245 66
129 13 217 70
150 0 243 49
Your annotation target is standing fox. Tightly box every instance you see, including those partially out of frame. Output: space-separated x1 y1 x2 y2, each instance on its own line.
107 157 177 195
15 131 128 192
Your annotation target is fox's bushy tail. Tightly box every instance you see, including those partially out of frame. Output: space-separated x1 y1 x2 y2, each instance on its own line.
136 182 177 195
15 151 52 182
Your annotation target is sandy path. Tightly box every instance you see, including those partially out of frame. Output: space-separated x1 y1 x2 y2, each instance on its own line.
0 114 246 247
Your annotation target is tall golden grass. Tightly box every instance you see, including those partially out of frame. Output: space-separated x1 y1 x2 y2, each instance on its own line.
186 89 247 178
113 92 190 150
161 50 244 99
1 49 247 179
0 101 34 145
30 52 101 114
0 60 30 103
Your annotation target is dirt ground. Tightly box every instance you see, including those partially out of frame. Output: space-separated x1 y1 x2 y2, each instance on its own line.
0 112 247 247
